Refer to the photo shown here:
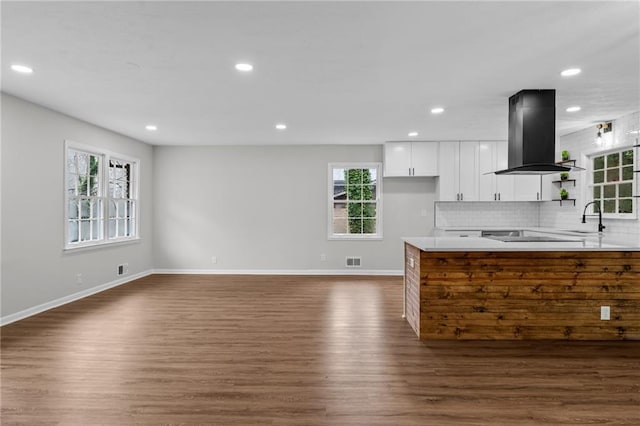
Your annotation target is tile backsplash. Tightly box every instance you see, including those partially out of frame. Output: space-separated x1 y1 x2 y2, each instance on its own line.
435 201 540 228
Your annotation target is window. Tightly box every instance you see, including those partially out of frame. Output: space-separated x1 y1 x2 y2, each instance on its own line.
590 147 635 217
328 163 382 239
65 141 139 249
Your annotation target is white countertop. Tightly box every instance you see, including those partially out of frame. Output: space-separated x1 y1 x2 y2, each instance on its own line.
404 228 640 252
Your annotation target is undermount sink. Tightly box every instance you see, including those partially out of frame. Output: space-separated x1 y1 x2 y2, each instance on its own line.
562 230 599 234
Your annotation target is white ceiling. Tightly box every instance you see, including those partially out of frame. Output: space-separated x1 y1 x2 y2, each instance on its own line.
2 1 639 146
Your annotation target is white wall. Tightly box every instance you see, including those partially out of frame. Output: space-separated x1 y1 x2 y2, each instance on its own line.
153 145 436 272
540 111 640 242
1 94 154 318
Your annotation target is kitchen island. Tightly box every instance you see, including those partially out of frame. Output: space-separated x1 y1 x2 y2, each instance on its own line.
403 234 640 340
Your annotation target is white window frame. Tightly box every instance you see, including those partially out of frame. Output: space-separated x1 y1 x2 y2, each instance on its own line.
587 145 636 220
64 140 140 250
327 162 383 240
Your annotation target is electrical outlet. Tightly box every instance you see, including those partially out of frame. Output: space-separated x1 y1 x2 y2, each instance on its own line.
211 256 217 264
600 306 610 321
420 209 428 217
320 253 327 262
409 258 415 268
76 273 83 285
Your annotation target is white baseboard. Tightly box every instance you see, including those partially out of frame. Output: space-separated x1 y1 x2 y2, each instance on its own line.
0 269 154 327
153 268 403 276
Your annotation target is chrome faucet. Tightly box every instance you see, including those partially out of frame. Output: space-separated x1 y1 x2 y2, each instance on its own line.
582 201 606 232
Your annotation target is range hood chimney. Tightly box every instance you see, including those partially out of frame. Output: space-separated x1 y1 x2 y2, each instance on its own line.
495 89 572 175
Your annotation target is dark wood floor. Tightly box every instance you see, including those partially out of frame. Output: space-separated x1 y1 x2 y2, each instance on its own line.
2 274 639 425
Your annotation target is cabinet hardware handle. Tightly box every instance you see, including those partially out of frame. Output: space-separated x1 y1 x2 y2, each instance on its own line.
498 193 501 201
409 167 411 176
461 193 464 201
494 193 497 201
537 192 540 200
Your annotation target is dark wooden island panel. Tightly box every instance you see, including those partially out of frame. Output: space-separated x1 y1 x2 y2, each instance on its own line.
404 244 640 340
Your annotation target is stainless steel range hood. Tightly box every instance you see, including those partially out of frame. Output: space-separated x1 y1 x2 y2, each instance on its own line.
495 89 574 175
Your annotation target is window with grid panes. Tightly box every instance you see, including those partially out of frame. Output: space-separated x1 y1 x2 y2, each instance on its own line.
65 142 139 249
328 163 382 239
590 148 634 217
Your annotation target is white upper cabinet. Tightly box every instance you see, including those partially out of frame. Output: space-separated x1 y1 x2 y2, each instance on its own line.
477 141 541 201
383 142 438 177
513 175 542 201
478 141 515 201
438 141 479 201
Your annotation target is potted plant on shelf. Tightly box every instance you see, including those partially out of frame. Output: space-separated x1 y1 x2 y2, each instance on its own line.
560 188 569 200
561 150 570 161
560 172 569 181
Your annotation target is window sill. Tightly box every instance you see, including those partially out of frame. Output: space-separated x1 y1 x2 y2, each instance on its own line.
599 215 638 220
64 237 141 253
328 235 384 241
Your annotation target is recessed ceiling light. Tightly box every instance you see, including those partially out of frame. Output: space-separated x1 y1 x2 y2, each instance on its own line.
275 123 287 130
566 106 581 112
408 132 418 137
235 63 253 72
431 107 444 114
145 125 158 131
11 64 33 74
561 68 581 77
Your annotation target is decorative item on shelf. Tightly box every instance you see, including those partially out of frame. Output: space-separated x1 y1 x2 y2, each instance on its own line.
560 188 569 200
561 150 570 161
560 172 569 181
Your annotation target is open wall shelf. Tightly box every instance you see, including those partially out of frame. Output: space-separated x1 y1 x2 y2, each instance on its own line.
552 179 576 188
552 198 576 206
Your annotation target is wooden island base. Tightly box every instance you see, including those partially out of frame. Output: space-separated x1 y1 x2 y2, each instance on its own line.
404 243 640 340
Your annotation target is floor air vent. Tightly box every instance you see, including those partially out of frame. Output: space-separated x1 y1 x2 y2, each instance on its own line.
345 257 361 267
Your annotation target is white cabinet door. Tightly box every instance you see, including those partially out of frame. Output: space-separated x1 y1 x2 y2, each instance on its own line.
540 174 556 201
384 142 412 177
478 141 515 201
496 175 515 201
438 142 459 201
494 141 515 201
411 142 439 176
458 142 479 201
478 142 496 201
514 175 542 201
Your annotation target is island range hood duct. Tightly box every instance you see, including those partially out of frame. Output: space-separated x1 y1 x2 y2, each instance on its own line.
495 89 572 175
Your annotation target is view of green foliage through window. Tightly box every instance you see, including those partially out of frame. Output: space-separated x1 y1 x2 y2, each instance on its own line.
330 165 380 237
591 148 634 215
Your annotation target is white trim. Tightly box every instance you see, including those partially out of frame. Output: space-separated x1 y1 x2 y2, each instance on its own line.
0 270 154 327
63 237 141 253
585 145 637 220
327 162 383 239
64 139 141 250
153 268 403 276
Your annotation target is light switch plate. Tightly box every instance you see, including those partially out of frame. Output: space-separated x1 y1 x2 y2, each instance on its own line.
600 306 610 321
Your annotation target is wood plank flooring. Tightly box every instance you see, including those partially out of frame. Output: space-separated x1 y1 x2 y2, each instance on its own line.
2 274 639 425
